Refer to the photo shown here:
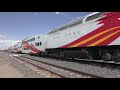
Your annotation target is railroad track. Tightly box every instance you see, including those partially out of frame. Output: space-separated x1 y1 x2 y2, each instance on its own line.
12 55 102 78
43 56 120 70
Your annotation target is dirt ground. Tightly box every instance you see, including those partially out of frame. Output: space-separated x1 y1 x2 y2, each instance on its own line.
0 64 24 78
0 52 24 78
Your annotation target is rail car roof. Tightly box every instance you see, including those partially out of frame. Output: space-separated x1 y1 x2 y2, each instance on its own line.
23 35 41 40
22 34 47 42
48 12 107 34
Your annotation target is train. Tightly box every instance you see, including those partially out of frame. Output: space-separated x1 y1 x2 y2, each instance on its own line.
8 42 22 53
9 12 120 63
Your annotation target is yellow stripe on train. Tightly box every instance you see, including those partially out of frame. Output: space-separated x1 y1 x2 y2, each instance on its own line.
69 26 120 47
88 29 120 46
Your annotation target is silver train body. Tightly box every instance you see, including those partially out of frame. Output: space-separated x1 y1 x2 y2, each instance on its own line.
9 12 120 62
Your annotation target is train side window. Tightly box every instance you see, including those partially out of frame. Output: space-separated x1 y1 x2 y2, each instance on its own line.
38 36 40 39
32 37 35 41
24 48 29 50
40 42 42 46
35 42 39 46
28 37 35 42
38 42 39 46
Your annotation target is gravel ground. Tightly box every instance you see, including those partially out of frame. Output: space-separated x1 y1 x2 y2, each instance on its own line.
22 54 120 78
1 52 60 78
17 56 89 78
9 57 45 78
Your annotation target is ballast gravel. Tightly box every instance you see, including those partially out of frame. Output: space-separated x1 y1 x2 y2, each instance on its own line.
22 54 120 78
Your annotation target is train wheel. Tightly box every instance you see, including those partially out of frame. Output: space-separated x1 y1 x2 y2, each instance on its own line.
101 50 111 61
111 50 120 63
59 52 64 59
87 52 93 60
114 56 120 64
41 52 44 57
113 54 120 63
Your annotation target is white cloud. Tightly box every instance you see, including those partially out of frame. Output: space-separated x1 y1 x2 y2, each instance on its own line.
55 12 74 20
0 40 20 50
55 12 60 15
0 34 7 38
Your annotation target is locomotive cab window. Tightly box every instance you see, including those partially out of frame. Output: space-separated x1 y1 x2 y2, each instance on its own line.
86 12 105 22
68 20 83 28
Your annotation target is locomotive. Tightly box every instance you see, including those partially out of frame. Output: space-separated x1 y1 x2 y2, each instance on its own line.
10 12 120 63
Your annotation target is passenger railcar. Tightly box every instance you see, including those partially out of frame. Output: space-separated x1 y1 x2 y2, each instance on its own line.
15 42 22 53
21 35 47 55
8 42 22 53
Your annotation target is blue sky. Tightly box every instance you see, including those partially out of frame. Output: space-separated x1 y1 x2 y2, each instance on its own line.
0 12 91 50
